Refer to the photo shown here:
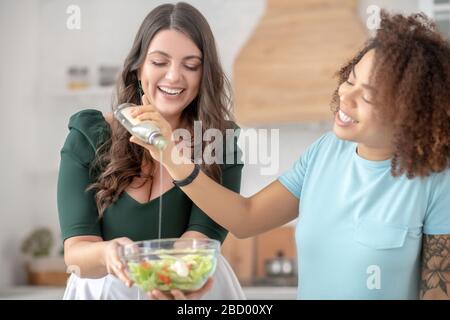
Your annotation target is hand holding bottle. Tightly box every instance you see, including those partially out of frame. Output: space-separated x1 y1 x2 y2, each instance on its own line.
128 95 179 163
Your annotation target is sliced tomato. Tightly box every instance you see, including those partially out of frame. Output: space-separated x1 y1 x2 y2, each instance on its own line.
157 273 171 285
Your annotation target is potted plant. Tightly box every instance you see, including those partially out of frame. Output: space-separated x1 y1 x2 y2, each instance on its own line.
21 227 68 286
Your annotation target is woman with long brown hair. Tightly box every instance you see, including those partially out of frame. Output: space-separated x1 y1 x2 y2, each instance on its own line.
57 2 243 300
134 11 450 299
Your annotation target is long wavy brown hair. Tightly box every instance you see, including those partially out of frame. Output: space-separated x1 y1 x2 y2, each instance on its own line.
88 2 233 216
331 10 450 178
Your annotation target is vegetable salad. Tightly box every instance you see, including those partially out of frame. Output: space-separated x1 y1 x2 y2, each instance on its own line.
127 249 216 292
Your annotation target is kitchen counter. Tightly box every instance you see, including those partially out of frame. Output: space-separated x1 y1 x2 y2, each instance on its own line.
0 286 65 300
0 285 297 300
243 286 297 300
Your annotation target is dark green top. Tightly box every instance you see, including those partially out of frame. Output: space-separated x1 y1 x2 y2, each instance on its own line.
57 109 242 244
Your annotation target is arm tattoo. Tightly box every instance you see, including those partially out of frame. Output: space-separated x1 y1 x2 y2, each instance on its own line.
420 234 450 299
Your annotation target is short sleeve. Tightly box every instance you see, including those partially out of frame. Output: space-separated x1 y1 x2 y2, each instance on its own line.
57 110 109 242
423 170 450 235
278 133 330 199
187 123 243 243
57 130 102 241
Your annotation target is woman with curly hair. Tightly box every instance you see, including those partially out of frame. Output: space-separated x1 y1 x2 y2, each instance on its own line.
132 11 450 299
57 3 244 300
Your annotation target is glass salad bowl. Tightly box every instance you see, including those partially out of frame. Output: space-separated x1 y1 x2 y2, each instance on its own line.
120 238 220 292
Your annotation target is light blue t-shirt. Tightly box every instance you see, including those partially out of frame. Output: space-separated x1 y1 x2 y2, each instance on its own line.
279 132 450 300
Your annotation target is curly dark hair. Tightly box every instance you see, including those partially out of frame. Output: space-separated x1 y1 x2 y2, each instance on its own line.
87 3 233 216
331 10 450 178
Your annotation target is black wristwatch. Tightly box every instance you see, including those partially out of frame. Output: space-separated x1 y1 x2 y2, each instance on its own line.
172 164 201 187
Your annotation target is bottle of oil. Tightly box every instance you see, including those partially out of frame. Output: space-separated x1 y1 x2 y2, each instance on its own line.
114 103 168 150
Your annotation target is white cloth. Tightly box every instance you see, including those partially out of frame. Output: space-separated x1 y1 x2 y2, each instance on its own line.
63 255 246 300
